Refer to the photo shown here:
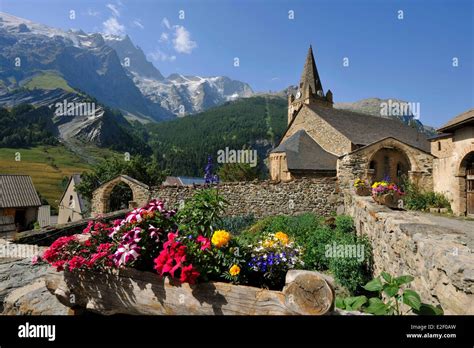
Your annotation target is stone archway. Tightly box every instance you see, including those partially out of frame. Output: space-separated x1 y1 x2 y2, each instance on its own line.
454 150 474 216
91 175 151 216
367 147 412 185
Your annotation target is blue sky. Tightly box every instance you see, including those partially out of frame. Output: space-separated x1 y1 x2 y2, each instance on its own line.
1 0 472 127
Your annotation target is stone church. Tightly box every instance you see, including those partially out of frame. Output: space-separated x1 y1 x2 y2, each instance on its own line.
269 46 433 191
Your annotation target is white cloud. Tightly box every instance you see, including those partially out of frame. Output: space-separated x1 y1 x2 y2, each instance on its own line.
162 17 171 29
173 25 197 54
103 17 125 36
159 32 169 42
271 77 280 81
148 49 176 62
106 4 120 17
132 19 144 29
87 8 100 17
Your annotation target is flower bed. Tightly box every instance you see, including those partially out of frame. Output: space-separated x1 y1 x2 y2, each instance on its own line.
41 190 334 315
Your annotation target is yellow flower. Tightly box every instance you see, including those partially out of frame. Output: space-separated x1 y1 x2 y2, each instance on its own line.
274 231 289 245
229 264 240 276
211 230 231 248
263 239 275 248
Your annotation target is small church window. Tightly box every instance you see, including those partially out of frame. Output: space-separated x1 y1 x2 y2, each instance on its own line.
438 142 441 151
68 195 75 209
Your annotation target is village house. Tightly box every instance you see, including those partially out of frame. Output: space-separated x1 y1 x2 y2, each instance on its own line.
0 174 42 233
269 46 433 191
430 109 474 216
57 174 89 224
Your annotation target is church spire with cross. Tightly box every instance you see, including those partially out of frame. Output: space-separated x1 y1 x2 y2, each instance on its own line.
288 45 333 124
300 45 324 98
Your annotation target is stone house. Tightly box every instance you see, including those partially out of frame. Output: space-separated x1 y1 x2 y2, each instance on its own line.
269 46 432 190
430 109 474 216
0 175 41 233
58 174 89 224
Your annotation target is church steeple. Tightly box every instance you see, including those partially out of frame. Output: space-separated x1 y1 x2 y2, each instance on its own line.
300 45 324 97
288 45 333 125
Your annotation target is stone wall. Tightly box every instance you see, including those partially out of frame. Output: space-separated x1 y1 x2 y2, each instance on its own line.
344 191 474 315
151 178 342 218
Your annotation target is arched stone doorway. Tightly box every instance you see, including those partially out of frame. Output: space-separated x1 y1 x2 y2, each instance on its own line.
458 152 474 216
91 175 151 216
368 147 411 185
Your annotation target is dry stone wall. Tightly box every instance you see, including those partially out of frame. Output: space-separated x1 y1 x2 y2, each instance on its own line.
151 178 342 218
344 191 474 315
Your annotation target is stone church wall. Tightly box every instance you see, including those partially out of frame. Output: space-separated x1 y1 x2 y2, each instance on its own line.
151 178 342 218
344 191 474 314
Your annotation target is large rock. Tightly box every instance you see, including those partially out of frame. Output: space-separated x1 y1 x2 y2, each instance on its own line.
0 258 72 315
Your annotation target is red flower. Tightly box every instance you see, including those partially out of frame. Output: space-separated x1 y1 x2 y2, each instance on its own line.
68 256 86 271
197 235 211 250
180 264 200 284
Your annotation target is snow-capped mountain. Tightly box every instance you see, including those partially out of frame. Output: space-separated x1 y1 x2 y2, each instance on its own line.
0 12 254 121
103 34 253 115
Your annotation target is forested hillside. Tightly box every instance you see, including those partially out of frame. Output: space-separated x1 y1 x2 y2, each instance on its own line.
146 96 288 176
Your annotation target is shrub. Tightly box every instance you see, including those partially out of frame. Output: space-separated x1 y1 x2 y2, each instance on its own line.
240 213 373 294
216 214 256 235
402 180 451 211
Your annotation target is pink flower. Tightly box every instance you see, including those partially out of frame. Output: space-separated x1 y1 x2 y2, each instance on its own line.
125 208 145 224
197 235 211 250
146 199 164 213
68 255 86 271
114 243 141 267
122 227 142 244
148 224 162 242
109 219 126 238
31 255 40 265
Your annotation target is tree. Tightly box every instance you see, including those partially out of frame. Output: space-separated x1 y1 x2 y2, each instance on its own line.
217 162 260 182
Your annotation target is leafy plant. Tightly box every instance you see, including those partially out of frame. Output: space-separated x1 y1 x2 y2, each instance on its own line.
336 272 444 315
176 188 228 237
402 180 451 212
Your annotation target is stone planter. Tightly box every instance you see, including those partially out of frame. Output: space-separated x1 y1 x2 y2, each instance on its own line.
373 193 401 209
47 268 335 316
355 186 371 196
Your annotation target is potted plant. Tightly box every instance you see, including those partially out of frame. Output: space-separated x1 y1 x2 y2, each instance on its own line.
354 178 371 196
371 181 404 209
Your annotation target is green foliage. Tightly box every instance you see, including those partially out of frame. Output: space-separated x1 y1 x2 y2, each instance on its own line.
218 162 260 182
239 213 373 293
336 272 444 315
76 155 168 201
0 105 58 147
146 96 287 176
177 188 229 237
216 214 256 235
402 180 451 211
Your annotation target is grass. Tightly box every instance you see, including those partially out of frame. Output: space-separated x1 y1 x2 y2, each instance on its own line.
23 71 75 93
0 145 93 210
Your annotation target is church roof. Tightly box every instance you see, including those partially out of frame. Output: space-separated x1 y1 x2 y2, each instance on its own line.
307 104 430 152
438 108 474 132
300 45 324 95
272 129 337 171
